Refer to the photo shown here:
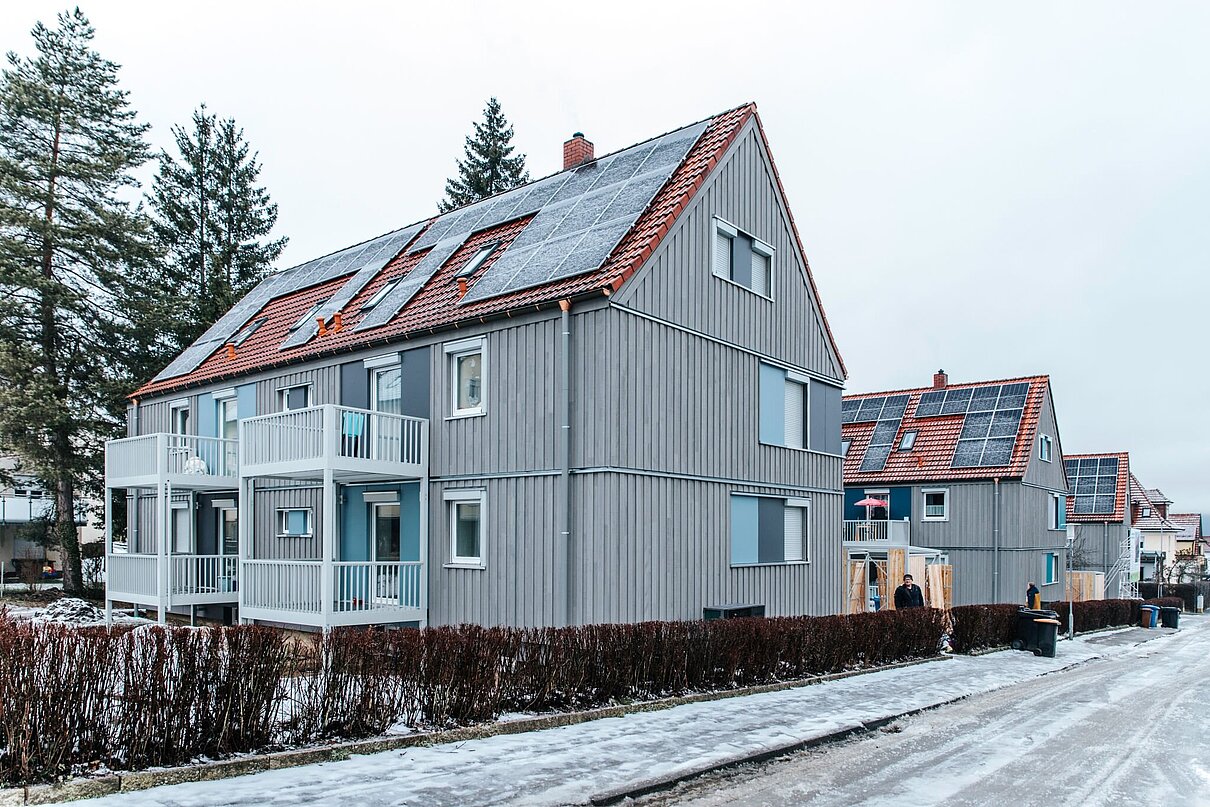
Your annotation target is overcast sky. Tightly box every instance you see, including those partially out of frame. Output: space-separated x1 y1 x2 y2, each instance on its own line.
7 2 1208 514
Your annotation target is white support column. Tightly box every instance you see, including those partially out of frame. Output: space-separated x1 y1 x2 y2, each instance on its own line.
419 470 430 628
237 475 252 624
321 466 336 632
155 475 168 625
104 483 113 626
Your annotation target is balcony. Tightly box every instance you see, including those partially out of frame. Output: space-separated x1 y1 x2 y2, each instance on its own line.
107 553 238 607
239 405 427 481
0 496 53 524
106 434 239 490
843 519 911 545
240 559 425 627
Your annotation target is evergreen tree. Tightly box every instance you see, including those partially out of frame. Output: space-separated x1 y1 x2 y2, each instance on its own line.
139 106 286 368
0 9 152 592
439 97 529 213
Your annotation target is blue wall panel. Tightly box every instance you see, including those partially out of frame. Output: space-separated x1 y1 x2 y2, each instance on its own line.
730 495 759 565
759 364 785 445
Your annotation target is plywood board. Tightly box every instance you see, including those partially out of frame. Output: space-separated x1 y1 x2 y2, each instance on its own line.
847 559 867 614
886 548 906 610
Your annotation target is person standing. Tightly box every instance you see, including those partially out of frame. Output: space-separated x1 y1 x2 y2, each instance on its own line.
894 574 925 609
1026 581 1041 610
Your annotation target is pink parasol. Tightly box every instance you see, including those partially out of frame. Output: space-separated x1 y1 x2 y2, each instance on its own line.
854 497 888 508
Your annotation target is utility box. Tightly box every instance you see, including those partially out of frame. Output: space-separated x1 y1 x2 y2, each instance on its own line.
703 603 765 620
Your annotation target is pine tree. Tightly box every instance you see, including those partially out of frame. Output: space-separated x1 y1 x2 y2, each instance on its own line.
439 97 529 213
0 9 153 592
139 106 286 368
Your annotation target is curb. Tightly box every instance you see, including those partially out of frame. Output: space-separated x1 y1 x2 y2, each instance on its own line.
2 655 951 804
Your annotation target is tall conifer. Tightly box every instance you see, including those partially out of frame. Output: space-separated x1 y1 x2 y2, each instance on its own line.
439 97 529 212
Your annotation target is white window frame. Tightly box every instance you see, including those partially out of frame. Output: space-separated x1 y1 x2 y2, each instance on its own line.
841 440 851 458
864 488 890 521
276 508 313 538
1050 492 1065 530
445 337 487 419
370 501 402 563
169 399 190 436
362 351 400 370
170 498 194 554
457 242 499 278
371 365 403 414
784 371 809 450
361 280 399 311
1039 434 1053 462
1142 507 1152 518
711 216 775 300
444 489 486 569
922 488 949 522
784 497 811 565
899 430 918 451
277 384 312 412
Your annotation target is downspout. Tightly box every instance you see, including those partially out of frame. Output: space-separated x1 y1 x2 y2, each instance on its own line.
559 300 573 626
992 477 1001 602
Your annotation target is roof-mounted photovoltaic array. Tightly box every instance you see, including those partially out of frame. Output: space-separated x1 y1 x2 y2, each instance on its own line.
356 121 707 329
1064 456 1120 514
853 395 910 472
949 383 1030 468
152 224 422 380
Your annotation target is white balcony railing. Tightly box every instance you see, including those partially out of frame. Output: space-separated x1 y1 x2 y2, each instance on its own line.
240 405 426 476
243 560 322 613
242 559 424 618
844 519 911 544
106 434 239 485
0 496 53 524
108 553 158 597
334 561 423 612
169 554 238 597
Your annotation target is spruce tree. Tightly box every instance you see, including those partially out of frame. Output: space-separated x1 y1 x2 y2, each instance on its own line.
439 97 529 213
140 106 286 369
0 9 152 592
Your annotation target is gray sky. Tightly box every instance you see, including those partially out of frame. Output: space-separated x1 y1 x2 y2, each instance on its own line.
7 1 1208 515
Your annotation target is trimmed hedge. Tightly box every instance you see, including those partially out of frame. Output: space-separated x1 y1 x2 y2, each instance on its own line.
0 608 946 785
1045 599 1143 634
948 604 1019 653
1139 583 1208 612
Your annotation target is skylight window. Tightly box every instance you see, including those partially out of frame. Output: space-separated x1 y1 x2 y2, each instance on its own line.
899 430 917 451
293 301 326 331
456 243 499 279
230 318 266 346
362 280 399 311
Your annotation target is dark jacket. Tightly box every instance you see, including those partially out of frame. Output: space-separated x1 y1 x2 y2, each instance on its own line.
1026 585 1041 608
894 583 925 609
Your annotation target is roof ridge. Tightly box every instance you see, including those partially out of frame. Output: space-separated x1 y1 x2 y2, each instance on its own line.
843 374 1050 400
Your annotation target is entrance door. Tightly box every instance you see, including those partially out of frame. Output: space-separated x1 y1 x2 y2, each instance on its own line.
371 502 401 603
218 397 239 473
217 507 238 592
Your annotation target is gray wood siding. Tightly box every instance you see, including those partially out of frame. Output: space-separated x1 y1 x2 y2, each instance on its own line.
571 473 842 623
615 120 843 382
251 485 322 560
943 546 1066 606
578 306 843 488
1023 386 1068 492
430 316 561 478
256 366 339 414
1070 521 1128 574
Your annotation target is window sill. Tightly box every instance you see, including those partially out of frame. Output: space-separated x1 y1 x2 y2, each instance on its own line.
444 562 485 570
445 410 486 421
758 440 843 459
922 517 949 523
712 272 774 301
730 560 810 568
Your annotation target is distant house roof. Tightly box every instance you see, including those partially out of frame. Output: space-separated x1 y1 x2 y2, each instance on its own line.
1129 475 1180 531
135 103 846 398
1169 513 1203 544
1145 488 1172 505
841 375 1050 485
1063 451 1129 523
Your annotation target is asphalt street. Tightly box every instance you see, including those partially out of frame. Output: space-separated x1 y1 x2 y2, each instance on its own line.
640 620 1210 807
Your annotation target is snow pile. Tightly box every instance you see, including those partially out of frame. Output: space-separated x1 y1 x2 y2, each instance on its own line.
38 596 106 625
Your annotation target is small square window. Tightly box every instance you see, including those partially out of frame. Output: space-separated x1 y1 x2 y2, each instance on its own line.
277 508 312 537
445 490 486 567
712 217 774 298
899 430 918 451
446 338 486 417
456 242 499 279
277 385 311 412
923 489 948 521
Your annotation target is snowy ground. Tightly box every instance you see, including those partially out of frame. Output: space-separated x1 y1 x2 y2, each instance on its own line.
1 597 148 626
70 617 1203 807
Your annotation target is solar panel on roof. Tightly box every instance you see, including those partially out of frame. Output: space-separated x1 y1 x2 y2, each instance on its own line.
860 445 892 473
855 397 886 422
940 388 974 415
914 391 945 417
949 384 1028 469
841 400 860 424
1065 457 1120 515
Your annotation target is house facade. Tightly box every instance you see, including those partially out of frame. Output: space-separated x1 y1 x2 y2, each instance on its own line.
841 371 1070 606
1128 477 1182 581
104 104 849 629
1063 451 1132 597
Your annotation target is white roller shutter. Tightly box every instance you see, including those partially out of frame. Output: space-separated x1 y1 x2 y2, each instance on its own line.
713 228 732 278
751 251 770 296
784 380 805 449
784 505 805 562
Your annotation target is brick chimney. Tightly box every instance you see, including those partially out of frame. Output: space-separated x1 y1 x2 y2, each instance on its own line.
933 369 948 389
563 132 594 169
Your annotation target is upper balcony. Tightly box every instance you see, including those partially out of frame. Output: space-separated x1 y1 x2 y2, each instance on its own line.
843 519 911 545
105 434 239 491
240 405 428 481
0 496 53 524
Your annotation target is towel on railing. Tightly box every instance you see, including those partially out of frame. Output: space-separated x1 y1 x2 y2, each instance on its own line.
342 411 367 437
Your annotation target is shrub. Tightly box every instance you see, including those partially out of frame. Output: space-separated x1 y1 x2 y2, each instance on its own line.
947 604 1019 653
1045 599 1141 634
1139 583 1209 612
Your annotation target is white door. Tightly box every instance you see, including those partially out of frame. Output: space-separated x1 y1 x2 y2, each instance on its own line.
371 502 401 604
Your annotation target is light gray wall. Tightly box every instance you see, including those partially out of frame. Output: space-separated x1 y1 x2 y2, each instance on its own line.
1069 520 1129 574
1022 385 1068 493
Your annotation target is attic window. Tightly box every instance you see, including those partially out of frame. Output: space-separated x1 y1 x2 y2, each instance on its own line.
457 243 499 279
712 217 774 298
230 318 267 346
293 301 327 330
362 280 399 311
899 430 917 451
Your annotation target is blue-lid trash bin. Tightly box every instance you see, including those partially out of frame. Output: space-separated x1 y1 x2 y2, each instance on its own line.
1140 604 1159 628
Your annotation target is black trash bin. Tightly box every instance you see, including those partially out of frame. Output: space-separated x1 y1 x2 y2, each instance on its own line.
1160 606 1181 629
1013 608 1060 656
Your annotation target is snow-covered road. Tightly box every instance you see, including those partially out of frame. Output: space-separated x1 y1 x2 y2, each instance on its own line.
73 617 1202 807
644 616 1210 807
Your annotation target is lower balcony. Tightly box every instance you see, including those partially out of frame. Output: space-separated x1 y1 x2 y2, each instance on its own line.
107 553 239 607
240 560 425 627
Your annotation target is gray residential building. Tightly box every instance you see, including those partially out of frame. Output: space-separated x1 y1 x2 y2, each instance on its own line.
841 371 1070 606
104 104 849 629
1063 451 1133 597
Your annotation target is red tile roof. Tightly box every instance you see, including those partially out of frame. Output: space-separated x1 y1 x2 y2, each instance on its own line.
1063 451 1129 523
1129 474 1180 531
134 103 844 399
841 375 1050 485
1170 513 1203 544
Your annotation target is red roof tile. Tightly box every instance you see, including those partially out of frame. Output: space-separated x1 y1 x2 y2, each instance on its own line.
1128 474 1181 531
841 375 1050 484
135 103 843 399
1063 451 1129 523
